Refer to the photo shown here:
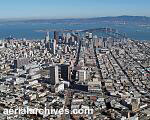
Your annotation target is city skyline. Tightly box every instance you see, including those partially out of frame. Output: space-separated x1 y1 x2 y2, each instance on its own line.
0 1 150 119
0 0 150 19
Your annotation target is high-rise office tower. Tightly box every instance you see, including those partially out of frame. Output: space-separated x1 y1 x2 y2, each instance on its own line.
66 33 71 43
62 33 66 43
49 65 59 85
107 37 114 48
89 33 93 39
59 64 70 81
45 32 50 49
54 31 59 44
53 39 56 54
45 32 50 43
50 39 56 54
98 37 103 47
85 32 92 39
103 38 107 48
93 35 99 48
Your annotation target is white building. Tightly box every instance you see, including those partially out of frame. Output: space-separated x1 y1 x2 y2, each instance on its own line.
78 70 87 81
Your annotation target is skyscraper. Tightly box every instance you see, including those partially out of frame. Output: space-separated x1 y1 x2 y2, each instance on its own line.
49 65 59 85
54 31 59 44
50 39 56 54
45 32 50 49
103 38 107 48
59 64 70 81
45 32 50 43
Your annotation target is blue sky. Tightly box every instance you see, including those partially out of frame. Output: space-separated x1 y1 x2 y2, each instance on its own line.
0 0 149 19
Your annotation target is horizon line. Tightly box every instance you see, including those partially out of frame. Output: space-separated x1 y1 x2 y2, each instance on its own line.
0 15 150 21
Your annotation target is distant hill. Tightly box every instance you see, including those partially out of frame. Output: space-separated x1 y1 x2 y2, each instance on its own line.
1 16 150 24
94 16 150 24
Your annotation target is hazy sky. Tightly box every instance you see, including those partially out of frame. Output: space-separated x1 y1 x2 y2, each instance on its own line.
0 0 149 19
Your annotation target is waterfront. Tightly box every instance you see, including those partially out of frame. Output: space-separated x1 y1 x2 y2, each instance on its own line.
0 22 150 40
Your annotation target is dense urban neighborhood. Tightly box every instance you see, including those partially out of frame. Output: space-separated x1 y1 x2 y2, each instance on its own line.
0 29 150 120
